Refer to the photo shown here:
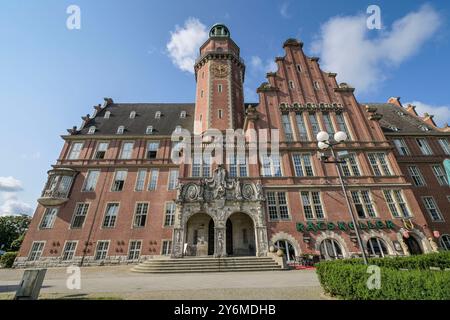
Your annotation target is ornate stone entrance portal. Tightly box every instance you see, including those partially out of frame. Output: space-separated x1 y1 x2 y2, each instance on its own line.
172 165 268 258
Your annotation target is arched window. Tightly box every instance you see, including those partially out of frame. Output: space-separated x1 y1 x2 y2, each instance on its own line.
155 111 161 119
319 239 343 260
117 126 124 135
88 126 96 134
180 111 186 119
367 237 389 257
440 234 450 250
104 111 111 119
130 111 136 119
274 240 296 263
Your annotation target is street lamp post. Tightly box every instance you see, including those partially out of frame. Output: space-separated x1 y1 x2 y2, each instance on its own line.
317 130 369 265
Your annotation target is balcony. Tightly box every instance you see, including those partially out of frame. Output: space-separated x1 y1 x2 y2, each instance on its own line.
38 168 77 206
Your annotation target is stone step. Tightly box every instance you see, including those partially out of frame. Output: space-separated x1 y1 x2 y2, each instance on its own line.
133 263 280 270
139 259 275 265
131 266 282 273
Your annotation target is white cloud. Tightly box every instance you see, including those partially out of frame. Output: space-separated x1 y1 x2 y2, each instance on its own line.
280 2 291 19
250 56 277 74
166 18 208 73
404 101 450 127
311 4 442 93
0 193 33 216
0 176 23 192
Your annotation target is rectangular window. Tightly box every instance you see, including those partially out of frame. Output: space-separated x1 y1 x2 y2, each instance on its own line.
128 241 142 260
147 169 159 191
266 192 289 220
422 197 443 221
351 191 376 218
292 154 314 177
146 141 159 159
103 203 119 228
168 169 179 190
322 112 335 136
133 203 148 228
340 153 361 177
71 203 89 228
68 142 83 160
135 169 147 191
407 166 426 186
40 207 58 229
393 139 410 156
218 84 223 93
120 142 134 159
335 113 350 139
383 190 411 218
295 113 308 141
164 202 176 227
94 142 109 159
281 113 294 142
162 240 172 255
229 154 248 177
308 113 320 138
301 191 324 220
289 80 295 89
95 241 109 260
438 138 450 155
367 153 392 176
432 165 448 186
62 241 77 261
28 242 45 261
416 138 433 155
261 154 282 177
112 170 127 192
82 170 100 192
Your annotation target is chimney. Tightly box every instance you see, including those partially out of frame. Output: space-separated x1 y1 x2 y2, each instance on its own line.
387 97 402 107
405 104 418 116
422 113 437 127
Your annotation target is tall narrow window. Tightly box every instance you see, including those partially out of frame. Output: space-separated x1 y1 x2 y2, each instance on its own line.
117 126 125 134
218 109 223 119
112 170 127 192
129 111 136 119
351 190 376 218
423 197 443 221
71 203 89 228
383 190 411 218
367 153 392 176
40 208 58 229
407 166 425 186
135 169 146 191
128 241 142 260
120 142 134 159
281 113 294 142
308 113 320 138
218 84 223 93
162 240 172 255
322 112 335 136
68 142 83 160
28 242 45 261
62 241 77 261
164 202 176 226
296 64 302 72
146 141 159 159
95 241 109 260
94 142 108 159
229 154 247 177
335 113 350 139
313 81 320 90
147 169 159 191
133 203 148 227
104 111 110 119
82 170 100 192
295 113 308 141
301 191 324 219
168 169 179 190
393 139 410 156
292 154 314 177
289 81 295 89
261 154 282 177
416 138 433 155
266 191 290 220
103 203 119 228
438 138 450 155
432 165 448 186
340 153 361 177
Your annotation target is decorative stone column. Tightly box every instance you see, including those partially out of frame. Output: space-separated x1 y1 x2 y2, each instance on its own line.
255 226 269 256
214 227 226 257
171 228 185 258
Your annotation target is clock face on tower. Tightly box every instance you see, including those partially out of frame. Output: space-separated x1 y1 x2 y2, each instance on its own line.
211 63 229 78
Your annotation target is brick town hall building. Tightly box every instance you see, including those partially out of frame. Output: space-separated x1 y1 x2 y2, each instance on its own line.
15 24 450 268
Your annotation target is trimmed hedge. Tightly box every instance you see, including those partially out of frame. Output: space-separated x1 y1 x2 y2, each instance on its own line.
316 252 450 300
0 251 18 268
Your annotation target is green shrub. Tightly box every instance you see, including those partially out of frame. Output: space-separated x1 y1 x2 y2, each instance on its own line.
0 251 18 268
316 252 450 300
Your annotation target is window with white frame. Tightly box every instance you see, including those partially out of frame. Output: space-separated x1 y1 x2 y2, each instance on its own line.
340 153 361 177
135 169 147 191
407 166 426 186
180 111 186 118
295 113 308 141
103 203 119 228
440 235 450 250
68 142 83 160
40 207 58 229
164 202 176 226
335 113 350 140
292 154 314 177
228 153 247 177
28 242 45 261
383 190 411 218
308 113 320 138
322 112 335 136
281 113 294 142
367 238 388 257
289 80 295 89
133 203 148 228
88 126 96 134
129 111 136 119
313 81 320 90
71 203 89 228
319 239 343 260
367 153 392 176
393 139 410 156
128 241 142 260
422 196 443 221
117 125 125 134
146 141 159 159
104 111 110 119
146 126 154 135
218 84 223 93
431 165 448 186
296 64 302 72
147 169 159 191
192 154 211 177
301 191 324 219
93 142 108 159
82 170 100 192
162 240 172 255
112 170 127 191
94 241 109 260
120 142 134 159
62 241 77 261
266 191 289 220
168 169 179 190
155 111 161 119
438 138 450 155
261 154 282 177
416 138 433 155
351 190 376 218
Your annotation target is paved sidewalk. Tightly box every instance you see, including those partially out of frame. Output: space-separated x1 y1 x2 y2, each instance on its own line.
0 266 328 300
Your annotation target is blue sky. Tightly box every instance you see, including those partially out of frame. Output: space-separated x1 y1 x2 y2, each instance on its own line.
0 0 449 216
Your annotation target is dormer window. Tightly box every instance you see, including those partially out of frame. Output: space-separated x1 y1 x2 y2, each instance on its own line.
296 64 302 72
419 125 430 132
104 111 111 119
130 111 136 119
289 81 295 89
146 126 154 134
155 111 161 119
180 111 186 119
396 111 405 117
117 126 125 135
389 126 399 132
88 126 96 134
313 81 320 90
175 125 182 133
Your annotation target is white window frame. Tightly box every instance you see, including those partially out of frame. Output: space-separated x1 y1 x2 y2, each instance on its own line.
407 166 426 186
28 241 45 261
340 153 361 177
94 241 110 260
393 138 410 156
367 153 392 176
93 142 109 160
146 126 154 135
135 169 147 191
129 111 136 119
260 154 282 177
146 141 159 159
61 241 78 261
383 190 411 218
164 202 176 227
82 170 100 192
102 203 119 228
128 240 142 260
133 202 149 228
281 113 294 142
39 207 58 229
438 138 450 155
350 190 377 219
440 234 450 250
367 237 389 258
292 153 314 177
148 169 159 191
119 141 134 159
295 112 308 141
87 126 96 134
416 138 433 155
422 196 444 222
111 170 127 192
161 240 172 255
117 126 125 135
266 191 290 221
68 142 83 160
168 169 179 190
300 191 325 220
70 202 90 229
431 165 448 186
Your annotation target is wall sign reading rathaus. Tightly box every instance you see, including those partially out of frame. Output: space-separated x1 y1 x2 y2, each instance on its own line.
14 23 449 269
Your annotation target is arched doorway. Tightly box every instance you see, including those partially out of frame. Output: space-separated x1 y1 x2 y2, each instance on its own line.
403 235 422 255
274 240 296 263
185 213 214 256
226 212 256 256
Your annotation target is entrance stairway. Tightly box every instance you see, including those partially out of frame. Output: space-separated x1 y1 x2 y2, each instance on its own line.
131 256 283 273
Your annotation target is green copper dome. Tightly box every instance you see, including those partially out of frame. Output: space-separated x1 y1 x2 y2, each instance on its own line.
209 23 230 38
